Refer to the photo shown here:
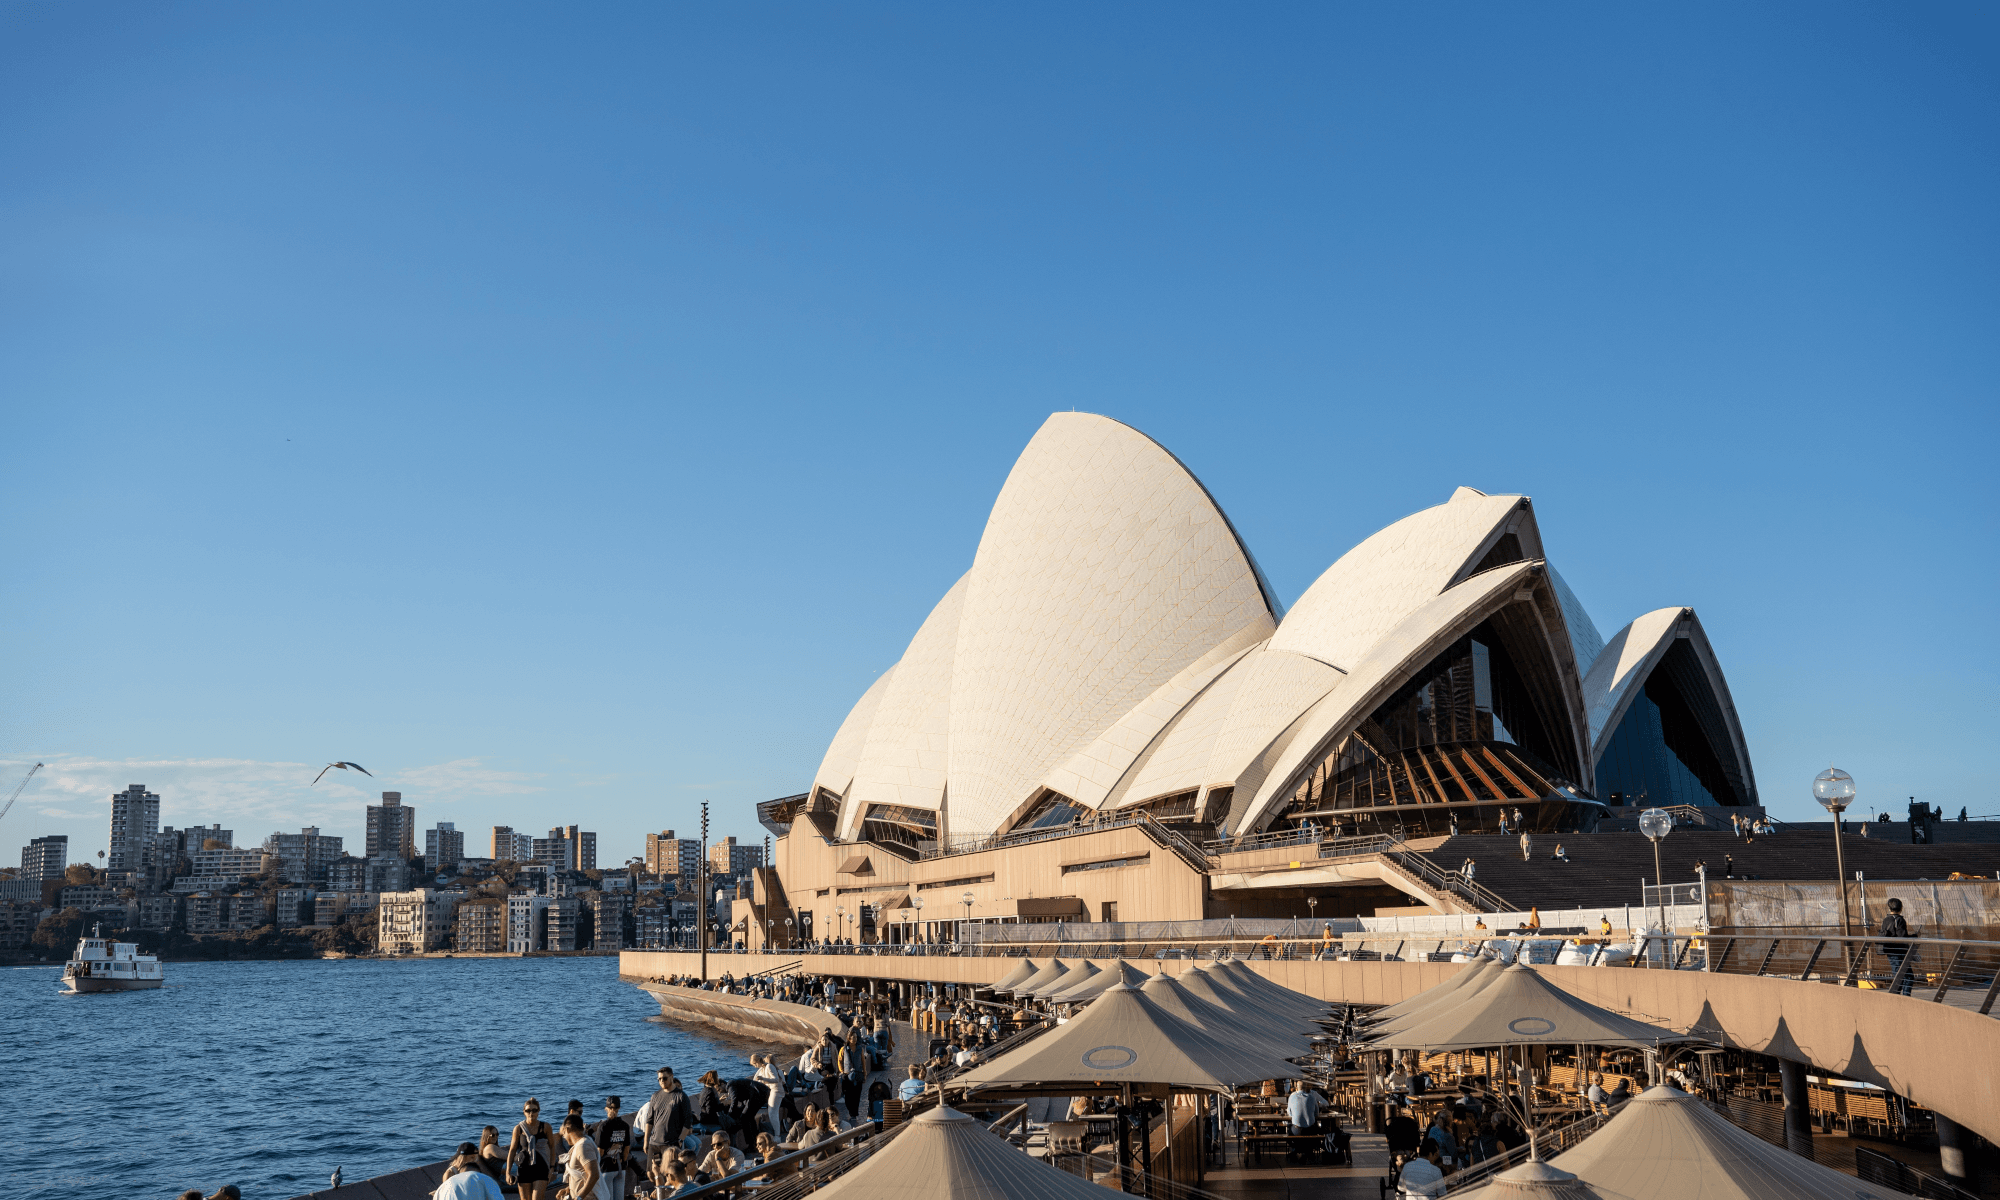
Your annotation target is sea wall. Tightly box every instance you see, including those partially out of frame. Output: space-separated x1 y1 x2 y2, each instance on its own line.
631 980 843 1047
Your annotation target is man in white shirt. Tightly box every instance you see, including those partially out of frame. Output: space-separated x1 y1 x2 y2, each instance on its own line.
1398 1140 1447 1198
436 1143 506 1200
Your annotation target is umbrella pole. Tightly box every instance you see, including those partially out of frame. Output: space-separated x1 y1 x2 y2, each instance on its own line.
1118 1082 1135 1195
1517 1056 1540 1162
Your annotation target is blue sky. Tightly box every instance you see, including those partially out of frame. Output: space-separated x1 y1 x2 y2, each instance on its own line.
2 4 1995 866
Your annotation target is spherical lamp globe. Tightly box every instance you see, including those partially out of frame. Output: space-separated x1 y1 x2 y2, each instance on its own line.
1637 808 1673 842
1814 767 1856 814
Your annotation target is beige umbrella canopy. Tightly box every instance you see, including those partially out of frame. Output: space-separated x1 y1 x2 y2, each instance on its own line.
1208 958 1330 1020
955 983 1300 1093
1175 967 1321 1036
1033 961 1098 1000
1367 959 1507 1037
990 958 1043 994
1460 1160 1606 1199
1544 1086 1908 1200
812 1105 1114 1200
1368 965 1700 1052
1365 958 1502 1026
1051 959 1150 1004
1139 972 1312 1059
1012 958 1074 997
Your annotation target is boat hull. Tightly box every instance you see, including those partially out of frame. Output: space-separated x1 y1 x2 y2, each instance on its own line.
62 976 163 993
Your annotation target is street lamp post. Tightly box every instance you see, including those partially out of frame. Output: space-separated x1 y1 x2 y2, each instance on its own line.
961 890 974 944
1815 767 1857 938
1638 808 1674 957
914 895 925 944
836 903 847 946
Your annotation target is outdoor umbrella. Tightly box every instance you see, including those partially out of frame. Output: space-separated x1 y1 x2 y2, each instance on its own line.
1050 959 1150 1004
1366 965 1702 1052
1208 958 1330 1019
1196 962 1327 1028
1458 1160 1606 1199
1363 958 1503 1026
990 958 1043 995
1139 971 1312 1059
1033 961 1098 1000
1175 967 1322 1035
955 983 1301 1092
1012 958 1074 997
811 1105 1115 1200
1544 1085 1908 1200
1366 960 1507 1037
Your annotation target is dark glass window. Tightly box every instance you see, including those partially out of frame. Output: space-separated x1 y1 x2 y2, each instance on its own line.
1596 641 1740 808
1015 790 1088 831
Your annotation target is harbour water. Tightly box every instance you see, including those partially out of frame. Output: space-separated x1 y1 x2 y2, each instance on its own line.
11 955 754 1199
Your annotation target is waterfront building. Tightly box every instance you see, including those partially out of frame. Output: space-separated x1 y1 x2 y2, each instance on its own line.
59 884 118 910
365 792 417 859
20 834 67 881
221 892 268 932
183 893 226 934
107 784 160 877
273 888 316 928
645 830 700 877
135 893 180 931
325 855 366 892
752 413 1764 936
193 846 274 879
266 827 343 885
363 854 411 894
491 825 535 862
0 898 37 948
424 822 464 873
454 896 506 952
377 887 464 953
0 878 40 902
506 893 549 952
587 890 632 949
544 895 580 951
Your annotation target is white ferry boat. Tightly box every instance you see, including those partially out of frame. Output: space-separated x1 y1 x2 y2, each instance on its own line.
61 926 164 993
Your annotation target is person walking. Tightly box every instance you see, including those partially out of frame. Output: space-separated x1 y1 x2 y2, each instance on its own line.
560 1116 610 1200
507 1099 558 1200
588 1098 634 1200
1464 859 1476 882
1519 831 1532 861
837 1029 868 1121
1879 897 1914 995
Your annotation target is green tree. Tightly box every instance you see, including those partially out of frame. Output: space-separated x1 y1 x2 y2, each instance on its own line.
32 908 90 952
62 864 95 886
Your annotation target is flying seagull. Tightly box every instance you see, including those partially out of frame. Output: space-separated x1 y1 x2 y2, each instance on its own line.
311 762 373 786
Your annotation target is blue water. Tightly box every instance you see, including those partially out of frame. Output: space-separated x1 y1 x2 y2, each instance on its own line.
11 956 758 1200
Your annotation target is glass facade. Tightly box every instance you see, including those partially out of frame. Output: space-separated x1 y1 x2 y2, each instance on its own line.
1595 640 1742 808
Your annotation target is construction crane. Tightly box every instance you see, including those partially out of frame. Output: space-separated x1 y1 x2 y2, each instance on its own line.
0 762 45 826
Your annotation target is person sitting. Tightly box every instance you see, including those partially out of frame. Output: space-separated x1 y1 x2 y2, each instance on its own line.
897 1065 928 1102
1423 1112 1457 1168
1386 1065 1411 1094
1607 1076 1632 1105
698 1130 743 1180
477 1126 508 1178
784 1103 821 1144
1286 1079 1321 1131
1586 1074 1608 1115
1553 843 1569 863
1399 1138 1448 1197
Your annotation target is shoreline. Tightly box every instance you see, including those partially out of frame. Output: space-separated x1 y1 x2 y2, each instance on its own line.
1 947 623 966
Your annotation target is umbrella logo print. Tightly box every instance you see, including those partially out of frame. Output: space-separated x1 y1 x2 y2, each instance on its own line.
1082 1045 1138 1071
1508 1017 1557 1036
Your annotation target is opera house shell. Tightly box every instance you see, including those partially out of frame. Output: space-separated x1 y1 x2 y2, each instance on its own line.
776 413 1757 853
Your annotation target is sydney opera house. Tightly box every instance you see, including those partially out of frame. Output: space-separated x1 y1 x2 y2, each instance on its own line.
752 413 1758 937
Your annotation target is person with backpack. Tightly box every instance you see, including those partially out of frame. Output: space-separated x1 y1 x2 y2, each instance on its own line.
1879 897 1915 995
505 1098 558 1200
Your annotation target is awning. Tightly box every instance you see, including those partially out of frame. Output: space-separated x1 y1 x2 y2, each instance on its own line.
1367 964 1703 1051
838 855 872 875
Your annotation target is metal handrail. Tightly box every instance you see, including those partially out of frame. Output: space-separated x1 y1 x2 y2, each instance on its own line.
1439 1100 1623 1193
668 1118 891 1200
1383 845 1512 913
1670 931 2000 1015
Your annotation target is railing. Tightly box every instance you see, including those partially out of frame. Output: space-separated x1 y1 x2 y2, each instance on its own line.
933 1018 1055 1087
915 810 1207 865
1439 1100 1623 1193
1640 882 1701 908
669 1118 895 1200
1382 845 1513 913
1682 932 2000 1015
1204 825 1334 855
1855 1146 1980 1200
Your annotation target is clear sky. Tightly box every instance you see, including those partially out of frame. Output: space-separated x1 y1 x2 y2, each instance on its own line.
3 4 1995 867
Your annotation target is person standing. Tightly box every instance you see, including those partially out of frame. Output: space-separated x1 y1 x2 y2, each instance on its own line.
641 1069 690 1158
752 1053 785 1141
588 1097 634 1200
838 1029 868 1121
1879 898 1914 995
559 1116 609 1200
507 1099 558 1200
1519 831 1532 861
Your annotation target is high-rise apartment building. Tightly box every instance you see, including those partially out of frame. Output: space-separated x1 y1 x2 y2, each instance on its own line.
507 893 550 952
708 836 764 877
170 824 233 852
587 891 632 950
377 888 464 954
455 897 506 952
265 827 344 885
366 792 417 859
645 831 700 877
140 830 184 892
424 822 464 873
532 834 571 871
491 826 535 862
193 847 274 879
20 834 67 881
107 784 161 875
575 829 596 872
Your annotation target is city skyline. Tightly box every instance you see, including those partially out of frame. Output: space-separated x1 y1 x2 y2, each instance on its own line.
4 6 1996 868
